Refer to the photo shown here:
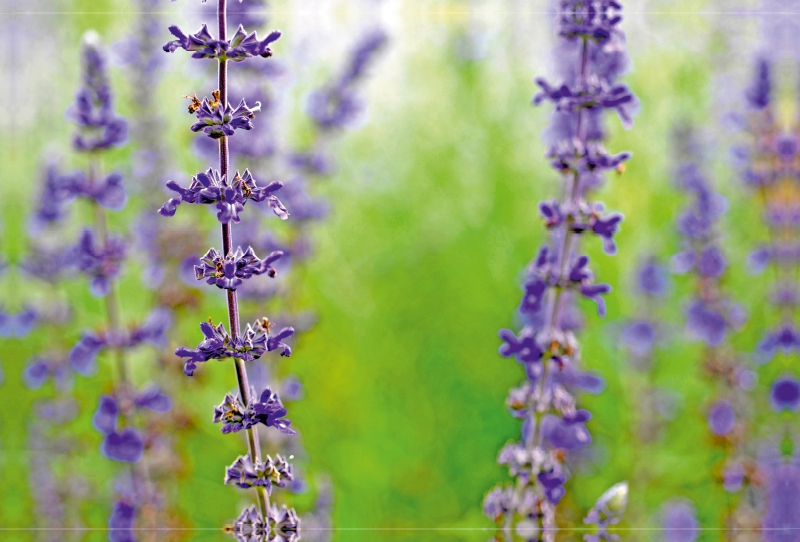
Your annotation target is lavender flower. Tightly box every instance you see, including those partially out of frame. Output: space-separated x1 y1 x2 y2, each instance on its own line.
71 229 128 297
195 246 283 290
164 1 299 529
484 1 635 537
175 318 294 376
163 24 280 61
189 94 263 139
224 453 294 492
159 168 287 223
213 387 296 436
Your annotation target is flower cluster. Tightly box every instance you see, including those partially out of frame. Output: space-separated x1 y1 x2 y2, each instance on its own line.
190 94 263 139
33 167 127 226
164 23 280 61
69 308 171 375
225 453 293 492
213 387 297 436
175 318 293 376
163 1 299 531
232 504 300 542
485 2 635 538
159 168 288 223
92 389 171 463
195 246 283 290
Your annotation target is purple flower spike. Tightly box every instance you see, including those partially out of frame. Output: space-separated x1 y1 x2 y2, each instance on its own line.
488 0 635 530
68 32 129 152
770 376 800 411
102 429 144 463
195 246 283 290
212 387 296 436
307 30 388 131
93 395 119 435
707 400 736 436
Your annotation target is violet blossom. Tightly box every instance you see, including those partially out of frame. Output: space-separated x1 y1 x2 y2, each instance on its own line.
484 1 636 539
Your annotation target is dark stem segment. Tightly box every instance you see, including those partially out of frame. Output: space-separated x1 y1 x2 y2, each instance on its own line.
217 0 270 518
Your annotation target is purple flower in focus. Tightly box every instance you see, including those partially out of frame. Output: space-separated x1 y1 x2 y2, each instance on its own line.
163 23 280 61
213 387 297 436
159 168 287 223
190 95 262 139
195 246 283 290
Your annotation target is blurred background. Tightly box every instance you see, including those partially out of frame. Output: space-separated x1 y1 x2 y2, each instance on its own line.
1 0 797 541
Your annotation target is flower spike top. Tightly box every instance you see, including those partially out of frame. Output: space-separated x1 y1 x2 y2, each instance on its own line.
68 31 128 151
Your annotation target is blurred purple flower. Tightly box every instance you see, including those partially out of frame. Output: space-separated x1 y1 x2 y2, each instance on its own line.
707 400 736 436
661 500 699 542
770 376 800 411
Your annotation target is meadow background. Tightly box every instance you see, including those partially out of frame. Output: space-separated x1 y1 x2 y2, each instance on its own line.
0 0 790 540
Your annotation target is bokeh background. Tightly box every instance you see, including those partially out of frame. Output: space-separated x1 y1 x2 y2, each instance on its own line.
1 0 795 541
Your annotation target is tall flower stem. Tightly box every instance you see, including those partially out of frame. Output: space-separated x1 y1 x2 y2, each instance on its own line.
216 0 270 518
